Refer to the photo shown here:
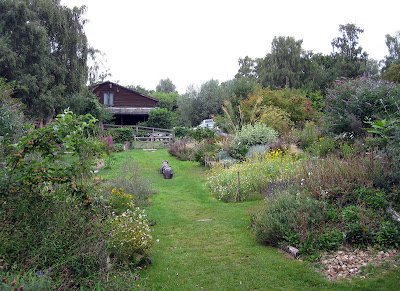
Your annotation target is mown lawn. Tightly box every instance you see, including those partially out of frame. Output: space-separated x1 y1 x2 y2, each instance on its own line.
98 149 400 290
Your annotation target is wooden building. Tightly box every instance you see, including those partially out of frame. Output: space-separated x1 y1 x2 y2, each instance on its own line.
91 81 158 125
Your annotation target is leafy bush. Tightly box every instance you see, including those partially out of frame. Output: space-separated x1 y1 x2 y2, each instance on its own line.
229 122 278 159
143 108 176 129
113 143 125 152
259 105 293 134
105 127 134 143
191 127 215 141
241 87 319 126
324 75 400 135
174 126 192 138
250 190 329 254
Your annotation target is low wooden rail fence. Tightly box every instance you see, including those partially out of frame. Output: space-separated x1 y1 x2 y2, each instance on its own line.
133 135 172 149
102 124 174 150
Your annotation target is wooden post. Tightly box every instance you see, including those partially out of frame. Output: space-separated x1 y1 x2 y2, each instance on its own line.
151 135 154 149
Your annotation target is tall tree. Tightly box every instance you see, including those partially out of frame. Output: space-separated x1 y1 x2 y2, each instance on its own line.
151 92 179 112
382 31 400 73
331 23 368 78
156 78 177 93
0 0 89 122
235 56 258 81
258 36 311 89
178 79 223 127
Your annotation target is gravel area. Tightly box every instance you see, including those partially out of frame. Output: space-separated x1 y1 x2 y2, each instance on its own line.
316 247 399 281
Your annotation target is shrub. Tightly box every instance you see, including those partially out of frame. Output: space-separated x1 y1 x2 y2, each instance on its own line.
174 126 192 138
324 75 400 135
259 105 293 134
293 154 389 205
113 143 125 152
105 127 134 143
144 108 176 129
241 87 319 126
250 190 328 254
191 127 215 141
229 122 278 159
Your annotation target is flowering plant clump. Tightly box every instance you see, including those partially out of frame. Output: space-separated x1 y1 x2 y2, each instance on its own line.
206 149 297 202
106 188 152 264
325 75 400 135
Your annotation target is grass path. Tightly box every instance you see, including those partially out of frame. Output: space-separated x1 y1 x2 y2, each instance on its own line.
100 149 400 290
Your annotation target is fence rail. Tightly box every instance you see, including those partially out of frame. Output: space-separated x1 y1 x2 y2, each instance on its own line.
102 124 174 149
133 136 172 149
103 124 174 138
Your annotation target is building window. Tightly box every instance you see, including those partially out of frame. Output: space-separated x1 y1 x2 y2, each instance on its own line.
103 91 114 106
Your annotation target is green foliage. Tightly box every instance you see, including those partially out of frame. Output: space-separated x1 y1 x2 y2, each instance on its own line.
156 78 177 93
307 136 335 157
331 23 369 78
325 75 400 135
64 88 113 123
251 190 328 254
151 91 179 111
0 79 27 157
298 121 322 149
229 123 277 159
382 62 400 83
191 127 215 141
105 127 134 143
3 109 100 199
375 221 400 248
0 194 109 289
259 105 293 134
113 143 125 152
178 79 224 127
242 88 319 126
382 31 400 73
258 36 311 89
0 0 89 121
145 108 176 129
174 126 192 138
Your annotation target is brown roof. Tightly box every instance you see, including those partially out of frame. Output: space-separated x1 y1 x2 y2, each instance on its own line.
90 81 158 102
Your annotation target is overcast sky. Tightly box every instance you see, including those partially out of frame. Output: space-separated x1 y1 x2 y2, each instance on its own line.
63 0 399 94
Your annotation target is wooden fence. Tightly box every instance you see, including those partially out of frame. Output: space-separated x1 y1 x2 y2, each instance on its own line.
103 124 174 149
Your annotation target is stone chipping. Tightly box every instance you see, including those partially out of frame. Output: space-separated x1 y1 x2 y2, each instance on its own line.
316 247 399 281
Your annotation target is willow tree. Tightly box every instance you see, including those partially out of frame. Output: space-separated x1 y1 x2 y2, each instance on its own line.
0 0 89 122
